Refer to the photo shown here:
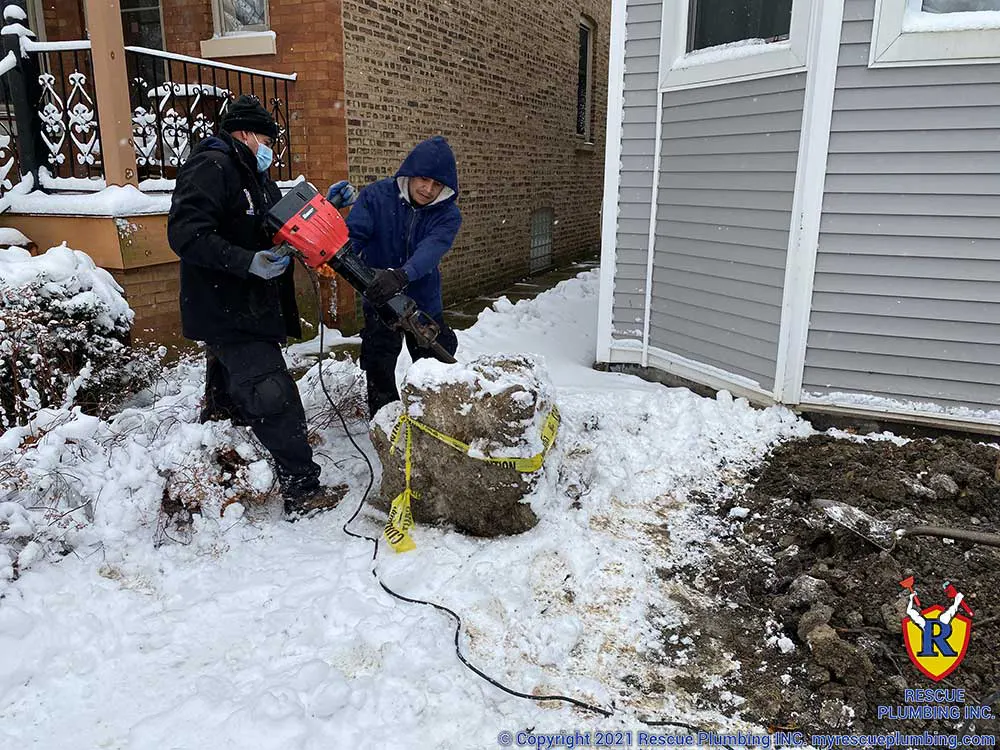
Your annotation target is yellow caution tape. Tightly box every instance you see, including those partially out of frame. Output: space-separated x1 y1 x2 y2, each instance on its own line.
382 406 560 552
383 420 417 553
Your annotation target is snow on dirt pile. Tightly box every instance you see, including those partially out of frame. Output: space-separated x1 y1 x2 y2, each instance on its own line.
371 353 556 537
1 269 815 748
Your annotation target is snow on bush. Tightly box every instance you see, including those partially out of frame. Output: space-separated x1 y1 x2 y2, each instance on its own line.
0 348 368 586
0 244 163 428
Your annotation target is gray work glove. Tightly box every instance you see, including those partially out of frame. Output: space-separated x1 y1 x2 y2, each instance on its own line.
248 249 290 280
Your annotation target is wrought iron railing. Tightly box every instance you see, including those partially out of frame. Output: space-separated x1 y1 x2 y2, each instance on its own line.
0 34 296 195
125 46 294 182
0 51 21 201
32 42 102 181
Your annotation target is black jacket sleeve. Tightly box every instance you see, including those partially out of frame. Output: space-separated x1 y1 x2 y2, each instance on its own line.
167 153 257 277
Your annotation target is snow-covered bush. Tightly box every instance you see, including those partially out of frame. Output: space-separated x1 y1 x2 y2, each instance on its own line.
0 244 162 428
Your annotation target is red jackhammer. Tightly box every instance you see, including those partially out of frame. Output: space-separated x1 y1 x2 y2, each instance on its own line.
265 182 456 364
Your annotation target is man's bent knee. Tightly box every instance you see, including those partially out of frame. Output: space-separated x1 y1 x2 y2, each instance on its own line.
239 372 297 419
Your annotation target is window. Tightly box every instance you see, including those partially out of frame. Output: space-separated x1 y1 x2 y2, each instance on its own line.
688 0 793 52
219 0 268 34
121 0 164 50
530 208 554 274
871 0 1000 67
577 18 594 141
201 0 275 58
921 0 1000 10
659 0 811 91
120 0 165 86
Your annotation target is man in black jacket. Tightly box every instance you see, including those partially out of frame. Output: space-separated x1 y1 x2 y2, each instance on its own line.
167 95 345 519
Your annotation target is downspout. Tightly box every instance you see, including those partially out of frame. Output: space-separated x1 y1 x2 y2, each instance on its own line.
596 0 628 364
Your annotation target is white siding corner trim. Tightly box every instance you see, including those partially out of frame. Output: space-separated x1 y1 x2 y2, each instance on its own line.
773 0 846 404
658 0 811 92
871 0 1000 67
596 0 629 364
640 93 664 368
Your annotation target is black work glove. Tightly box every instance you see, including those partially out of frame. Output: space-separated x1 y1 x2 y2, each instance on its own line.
366 268 408 305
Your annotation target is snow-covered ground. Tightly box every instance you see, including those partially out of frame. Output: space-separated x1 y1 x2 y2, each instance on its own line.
0 270 813 749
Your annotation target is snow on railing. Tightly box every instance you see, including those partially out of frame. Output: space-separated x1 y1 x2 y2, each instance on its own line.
1 31 298 197
0 49 14 76
126 45 296 182
125 45 297 81
20 38 90 53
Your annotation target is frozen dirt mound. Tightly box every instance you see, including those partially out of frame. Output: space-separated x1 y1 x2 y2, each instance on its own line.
659 433 999 733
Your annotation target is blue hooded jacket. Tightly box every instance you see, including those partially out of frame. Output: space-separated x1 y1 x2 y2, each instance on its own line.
346 136 461 316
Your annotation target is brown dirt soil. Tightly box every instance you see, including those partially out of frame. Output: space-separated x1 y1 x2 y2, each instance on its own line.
664 434 1000 733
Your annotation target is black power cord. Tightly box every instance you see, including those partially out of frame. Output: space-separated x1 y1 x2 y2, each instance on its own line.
302 267 614 718
301 264 736 739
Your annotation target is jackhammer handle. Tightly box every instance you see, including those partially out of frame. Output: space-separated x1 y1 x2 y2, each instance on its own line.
404 311 457 364
328 244 377 288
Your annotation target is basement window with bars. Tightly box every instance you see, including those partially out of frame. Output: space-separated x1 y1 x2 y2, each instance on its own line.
687 0 793 52
577 17 594 141
530 208 554 274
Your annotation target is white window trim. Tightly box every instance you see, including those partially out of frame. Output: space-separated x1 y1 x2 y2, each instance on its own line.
659 0 813 92
871 0 1000 67
596 0 626 364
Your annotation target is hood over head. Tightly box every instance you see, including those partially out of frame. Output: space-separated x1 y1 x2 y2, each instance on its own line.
394 136 459 206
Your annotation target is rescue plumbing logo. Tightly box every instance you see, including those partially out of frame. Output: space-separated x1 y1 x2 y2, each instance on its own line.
900 576 974 682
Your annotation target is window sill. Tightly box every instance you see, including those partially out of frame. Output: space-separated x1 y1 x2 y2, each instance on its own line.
575 140 595 153
661 40 806 92
871 1 1000 67
200 31 276 59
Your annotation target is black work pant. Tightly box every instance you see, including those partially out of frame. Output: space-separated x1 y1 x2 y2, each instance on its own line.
201 341 321 498
360 310 458 418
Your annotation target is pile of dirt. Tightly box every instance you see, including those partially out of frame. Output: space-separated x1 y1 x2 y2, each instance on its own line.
370 354 556 537
661 434 1000 733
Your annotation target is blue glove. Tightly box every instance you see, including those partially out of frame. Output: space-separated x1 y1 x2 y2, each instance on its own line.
326 180 358 209
248 249 290 280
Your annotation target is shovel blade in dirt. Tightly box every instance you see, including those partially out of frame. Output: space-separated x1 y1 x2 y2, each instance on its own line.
811 498 897 550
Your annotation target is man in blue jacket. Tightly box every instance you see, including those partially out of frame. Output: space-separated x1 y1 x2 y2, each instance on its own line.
328 136 461 418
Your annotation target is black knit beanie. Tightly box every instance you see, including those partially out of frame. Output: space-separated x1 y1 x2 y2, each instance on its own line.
220 95 278 140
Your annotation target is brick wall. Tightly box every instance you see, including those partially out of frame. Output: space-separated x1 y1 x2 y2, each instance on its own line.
36 0 608 334
109 262 184 344
41 0 85 40
341 0 610 305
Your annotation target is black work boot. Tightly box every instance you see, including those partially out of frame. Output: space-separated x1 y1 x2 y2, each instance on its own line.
283 483 350 522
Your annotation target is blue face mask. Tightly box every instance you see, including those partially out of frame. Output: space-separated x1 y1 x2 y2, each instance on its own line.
253 135 273 173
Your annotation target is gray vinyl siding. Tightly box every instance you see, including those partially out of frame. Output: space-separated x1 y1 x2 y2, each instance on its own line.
611 0 661 342
649 74 806 390
804 0 1000 412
